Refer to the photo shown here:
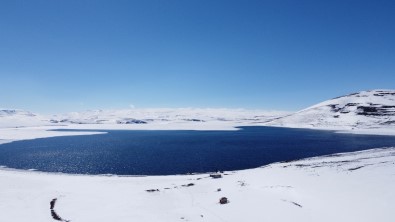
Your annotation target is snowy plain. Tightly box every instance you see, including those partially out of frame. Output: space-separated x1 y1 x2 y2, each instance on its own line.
1 90 395 221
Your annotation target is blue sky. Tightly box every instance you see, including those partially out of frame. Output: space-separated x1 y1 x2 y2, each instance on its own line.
1 0 395 114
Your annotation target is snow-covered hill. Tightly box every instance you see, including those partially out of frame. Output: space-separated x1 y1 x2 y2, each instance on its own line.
50 108 287 125
0 109 48 128
264 89 395 130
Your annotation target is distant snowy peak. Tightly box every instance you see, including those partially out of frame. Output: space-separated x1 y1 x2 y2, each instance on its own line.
265 90 395 129
4 90 394 130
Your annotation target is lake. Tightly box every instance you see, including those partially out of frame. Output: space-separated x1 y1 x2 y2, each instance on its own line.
1 126 395 175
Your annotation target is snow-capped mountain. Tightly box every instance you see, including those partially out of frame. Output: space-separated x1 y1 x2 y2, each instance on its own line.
264 89 395 130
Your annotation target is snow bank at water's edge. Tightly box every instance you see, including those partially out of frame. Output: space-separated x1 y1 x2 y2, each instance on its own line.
1 147 394 222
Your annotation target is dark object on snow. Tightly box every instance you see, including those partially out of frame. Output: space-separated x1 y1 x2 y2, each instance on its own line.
238 181 246 186
146 189 160 192
217 188 221 192
183 118 205 122
210 174 222 179
182 183 195 187
51 210 64 221
49 198 70 222
291 201 303 208
50 198 57 209
348 166 365 171
116 118 147 124
219 197 229 204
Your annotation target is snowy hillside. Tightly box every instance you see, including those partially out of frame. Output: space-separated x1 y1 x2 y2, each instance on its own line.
1 147 394 222
264 90 395 130
0 109 48 128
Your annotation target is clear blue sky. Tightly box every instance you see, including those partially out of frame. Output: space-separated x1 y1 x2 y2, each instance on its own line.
1 0 395 114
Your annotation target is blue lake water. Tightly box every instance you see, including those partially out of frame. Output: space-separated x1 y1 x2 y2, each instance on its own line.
1 126 395 175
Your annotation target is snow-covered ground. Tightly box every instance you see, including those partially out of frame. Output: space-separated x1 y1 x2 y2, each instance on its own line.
0 126 107 145
0 109 48 128
50 108 287 125
0 108 288 127
1 147 394 222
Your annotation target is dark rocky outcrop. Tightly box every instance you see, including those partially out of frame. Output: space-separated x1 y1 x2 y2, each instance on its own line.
116 119 147 124
219 197 229 204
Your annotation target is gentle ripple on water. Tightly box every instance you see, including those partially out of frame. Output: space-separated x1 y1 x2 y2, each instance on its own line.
0 126 395 175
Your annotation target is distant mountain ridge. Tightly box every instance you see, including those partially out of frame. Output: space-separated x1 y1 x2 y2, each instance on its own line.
2 90 395 131
264 89 395 130
0 108 287 128
49 108 285 125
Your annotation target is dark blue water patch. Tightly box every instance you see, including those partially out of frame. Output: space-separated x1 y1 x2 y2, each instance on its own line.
1 126 395 175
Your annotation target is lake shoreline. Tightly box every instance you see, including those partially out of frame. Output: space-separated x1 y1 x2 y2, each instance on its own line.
2 126 395 175
2 122 395 146
1 147 394 222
